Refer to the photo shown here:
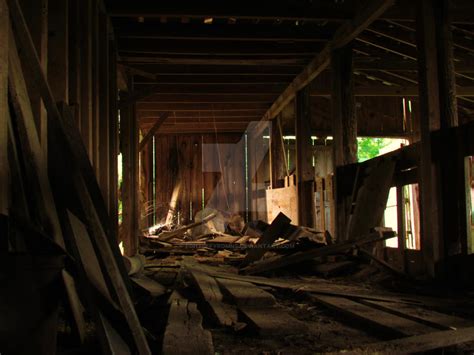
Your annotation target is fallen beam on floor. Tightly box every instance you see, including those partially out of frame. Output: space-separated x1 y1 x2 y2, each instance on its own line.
240 230 395 275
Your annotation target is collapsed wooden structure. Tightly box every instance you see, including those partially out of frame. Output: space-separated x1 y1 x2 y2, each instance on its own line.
1 0 474 353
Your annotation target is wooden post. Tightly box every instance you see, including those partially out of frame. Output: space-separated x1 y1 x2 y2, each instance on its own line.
19 0 48 153
91 1 100 176
396 186 407 272
47 0 68 103
295 87 315 227
416 0 443 277
109 38 119 239
0 0 9 217
434 0 465 258
269 115 286 189
80 0 93 159
120 77 139 256
98 12 110 210
68 0 81 127
331 45 356 241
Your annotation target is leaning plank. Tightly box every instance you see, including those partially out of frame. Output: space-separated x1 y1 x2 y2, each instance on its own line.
241 230 395 274
162 299 214 355
350 326 474 354
187 269 237 327
8 30 87 343
216 278 276 307
8 1 149 351
238 307 308 336
241 212 291 266
311 295 436 338
70 173 151 354
345 157 396 241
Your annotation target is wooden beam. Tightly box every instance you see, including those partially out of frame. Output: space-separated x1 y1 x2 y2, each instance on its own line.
68 0 81 128
121 84 285 106
98 11 110 210
416 0 443 278
262 0 394 121
91 1 100 177
138 112 169 152
332 45 356 241
47 0 68 102
134 75 293 85
295 87 314 227
311 85 474 97
120 64 303 76
269 115 286 189
80 0 93 159
241 230 395 275
141 93 278 104
120 78 140 256
0 0 8 216
115 22 333 42
118 38 323 56
107 0 472 23
119 56 308 66
136 102 270 111
108 1 355 21
109 38 119 240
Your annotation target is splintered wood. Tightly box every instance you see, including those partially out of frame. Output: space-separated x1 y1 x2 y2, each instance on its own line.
162 299 214 355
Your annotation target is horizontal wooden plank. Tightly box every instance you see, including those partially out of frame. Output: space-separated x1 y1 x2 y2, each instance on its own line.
216 278 276 307
355 327 474 354
187 269 238 327
136 102 270 111
119 56 309 66
140 93 279 104
114 21 334 42
118 38 325 56
311 295 436 338
359 300 474 331
238 307 308 336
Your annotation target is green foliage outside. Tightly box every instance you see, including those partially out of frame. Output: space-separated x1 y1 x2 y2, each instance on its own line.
357 137 390 162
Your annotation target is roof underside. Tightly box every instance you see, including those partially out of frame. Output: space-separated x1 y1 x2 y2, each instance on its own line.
105 0 474 134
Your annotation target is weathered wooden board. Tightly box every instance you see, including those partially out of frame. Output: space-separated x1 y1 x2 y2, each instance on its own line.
360 300 474 331
216 278 276 307
130 275 167 298
266 185 298 224
206 235 241 244
345 157 396 241
311 295 436 338
238 306 308 336
241 230 395 274
353 326 474 354
162 299 214 355
241 212 291 266
187 269 237 327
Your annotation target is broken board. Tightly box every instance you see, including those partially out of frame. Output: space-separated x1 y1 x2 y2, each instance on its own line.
162 299 214 355
187 269 237 327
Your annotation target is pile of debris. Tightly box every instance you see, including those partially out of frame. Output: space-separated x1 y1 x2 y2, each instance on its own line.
142 210 334 267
